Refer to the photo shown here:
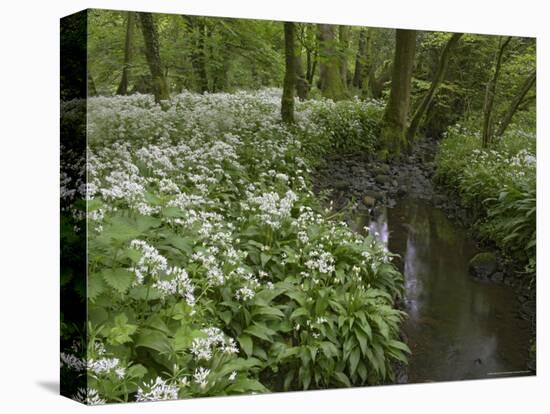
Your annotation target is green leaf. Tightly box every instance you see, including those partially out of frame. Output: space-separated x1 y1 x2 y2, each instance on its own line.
389 339 411 354
252 306 284 319
349 347 360 376
238 335 253 357
107 314 137 345
320 341 339 358
135 329 172 354
127 364 148 379
244 323 275 342
101 268 134 294
333 371 351 387
165 235 193 255
355 327 368 356
88 272 106 301
290 307 309 320
226 378 267 394
128 286 162 301
260 252 271 267
104 219 141 243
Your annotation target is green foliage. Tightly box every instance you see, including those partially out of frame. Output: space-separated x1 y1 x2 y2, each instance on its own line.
60 91 407 404
296 98 384 157
435 120 536 273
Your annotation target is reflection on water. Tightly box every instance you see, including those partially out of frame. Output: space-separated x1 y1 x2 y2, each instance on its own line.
367 207 389 246
353 197 532 382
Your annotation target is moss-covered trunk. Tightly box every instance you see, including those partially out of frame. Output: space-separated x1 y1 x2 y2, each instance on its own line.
318 24 347 101
281 22 296 123
117 12 135 95
139 12 169 103
380 29 417 158
482 36 511 147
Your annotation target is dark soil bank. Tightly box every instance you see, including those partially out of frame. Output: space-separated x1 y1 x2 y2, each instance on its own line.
313 138 535 382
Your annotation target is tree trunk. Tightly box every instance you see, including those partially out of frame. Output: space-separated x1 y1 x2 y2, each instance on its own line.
281 22 296 124
295 54 309 100
380 29 417 159
182 16 209 94
194 21 209 93
482 36 511 147
318 24 347 101
117 12 135 95
353 29 367 89
495 69 536 137
338 25 350 87
139 12 169 103
370 60 391 99
307 50 318 87
406 33 463 142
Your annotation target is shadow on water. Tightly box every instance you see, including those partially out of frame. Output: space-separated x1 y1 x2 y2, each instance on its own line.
352 197 532 383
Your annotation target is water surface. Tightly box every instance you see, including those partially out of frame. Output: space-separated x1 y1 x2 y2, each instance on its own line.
352 197 532 382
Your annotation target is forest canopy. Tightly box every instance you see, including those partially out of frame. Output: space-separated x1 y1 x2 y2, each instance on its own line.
88 9 535 147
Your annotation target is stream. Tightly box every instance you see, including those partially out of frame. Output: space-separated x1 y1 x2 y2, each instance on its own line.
351 197 533 382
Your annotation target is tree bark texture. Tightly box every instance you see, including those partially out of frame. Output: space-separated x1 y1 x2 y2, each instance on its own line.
353 29 367 89
139 12 170 103
482 36 511 147
495 69 536 137
117 12 136 95
282 22 296 123
295 54 309 100
406 32 463 142
318 24 347 101
380 29 417 158
338 25 350 87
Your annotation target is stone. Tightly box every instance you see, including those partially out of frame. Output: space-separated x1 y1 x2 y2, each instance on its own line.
397 187 407 197
468 252 498 280
433 194 447 205
371 164 390 175
364 190 385 201
333 180 349 190
375 174 391 185
363 195 376 207
492 272 504 283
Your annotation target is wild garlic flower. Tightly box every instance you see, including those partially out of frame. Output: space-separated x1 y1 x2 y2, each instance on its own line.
190 327 239 361
73 388 106 405
136 377 179 402
193 367 210 388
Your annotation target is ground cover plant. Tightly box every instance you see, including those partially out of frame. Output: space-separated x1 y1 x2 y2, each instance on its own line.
435 118 536 273
60 9 536 405
60 91 407 404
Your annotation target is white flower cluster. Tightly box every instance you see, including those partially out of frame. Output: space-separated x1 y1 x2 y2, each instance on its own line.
130 240 195 305
193 367 210 389
136 377 179 402
153 266 195 306
247 190 298 229
60 352 85 371
87 357 126 379
73 388 106 405
129 240 168 285
305 249 335 274
190 327 239 361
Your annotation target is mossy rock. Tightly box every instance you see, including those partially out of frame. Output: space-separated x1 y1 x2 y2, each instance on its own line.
332 180 350 190
468 252 497 280
375 174 391 185
364 190 385 201
363 195 376 207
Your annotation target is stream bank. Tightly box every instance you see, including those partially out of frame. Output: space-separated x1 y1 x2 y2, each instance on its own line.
313 138 536 381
